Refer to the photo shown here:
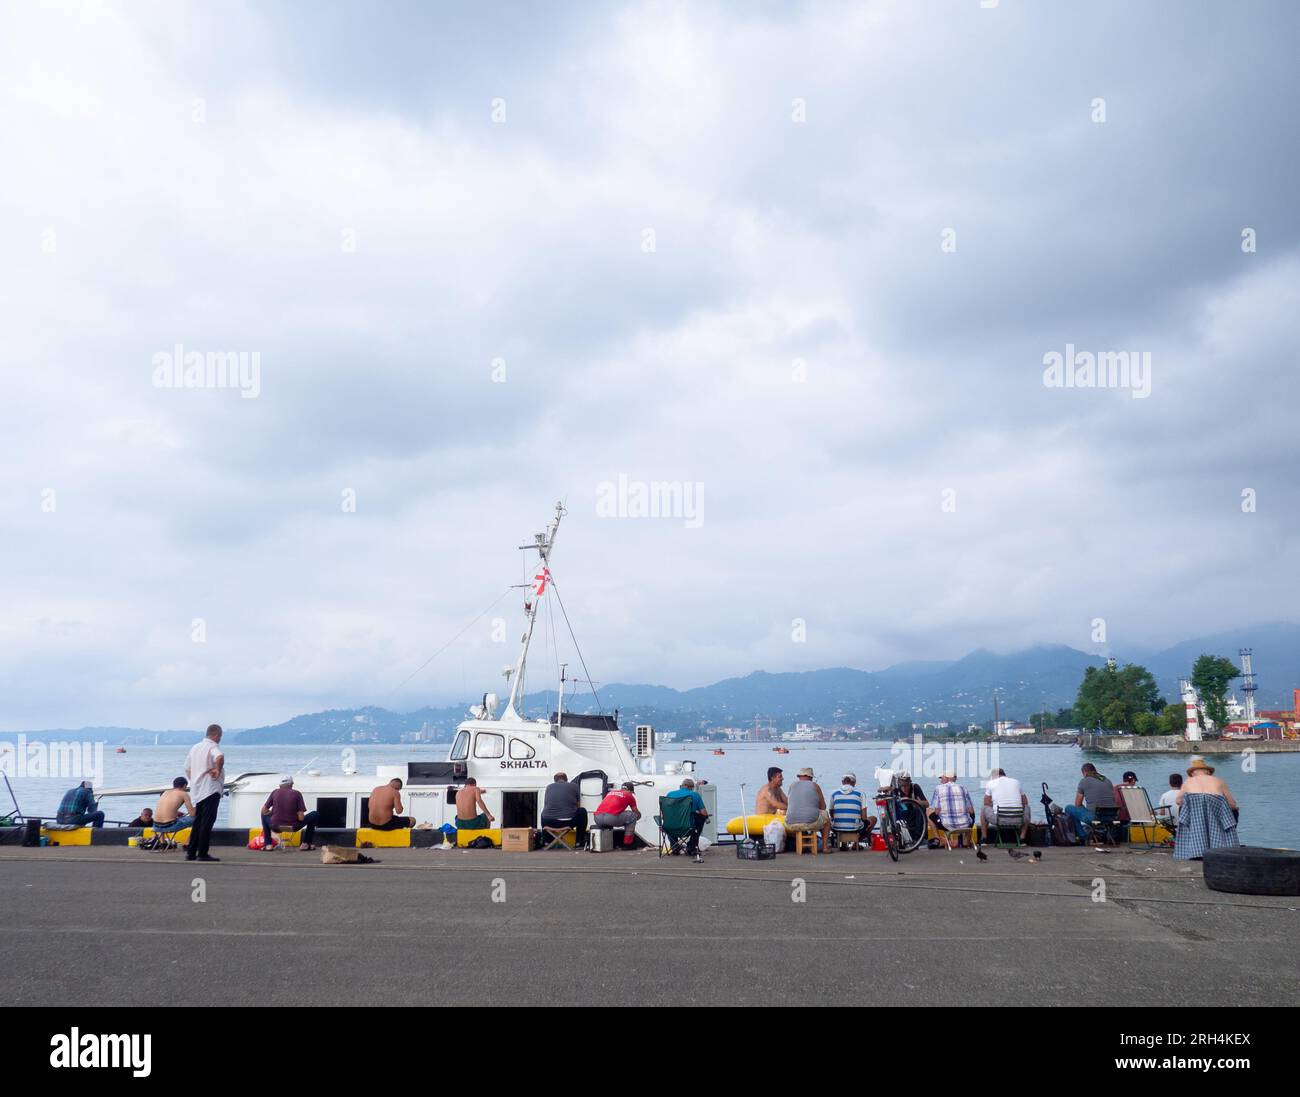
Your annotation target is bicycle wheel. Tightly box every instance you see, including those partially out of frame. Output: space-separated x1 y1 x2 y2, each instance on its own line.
894 798 928 853
883 821 900 862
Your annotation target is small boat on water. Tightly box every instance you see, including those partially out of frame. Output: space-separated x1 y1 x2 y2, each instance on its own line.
712 749 726 756
115 747 127 754
773 746 790 754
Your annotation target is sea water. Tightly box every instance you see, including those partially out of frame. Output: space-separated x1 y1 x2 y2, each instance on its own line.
4 741 1296 848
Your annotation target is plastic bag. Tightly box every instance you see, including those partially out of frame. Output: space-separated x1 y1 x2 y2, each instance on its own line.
762 820 786 852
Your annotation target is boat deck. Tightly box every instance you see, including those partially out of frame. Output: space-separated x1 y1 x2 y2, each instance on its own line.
1 844 1295 1006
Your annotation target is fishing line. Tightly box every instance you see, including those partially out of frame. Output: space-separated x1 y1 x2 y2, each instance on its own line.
380 586 515 705
546 571 603 714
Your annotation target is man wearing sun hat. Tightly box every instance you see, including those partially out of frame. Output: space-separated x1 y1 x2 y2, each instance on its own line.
1173 757 1240 860
785 767 832 851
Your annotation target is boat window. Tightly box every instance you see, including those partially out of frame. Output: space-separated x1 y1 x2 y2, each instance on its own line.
450 731 470 760
314 797 347 829
509 738 535 760
474 732 505 759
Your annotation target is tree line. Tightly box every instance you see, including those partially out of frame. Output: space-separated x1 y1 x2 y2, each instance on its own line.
1040 654 1240 736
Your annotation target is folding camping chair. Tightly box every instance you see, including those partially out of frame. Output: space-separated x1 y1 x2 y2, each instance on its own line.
1117 786 1173 850
1084 805 1123 846
655 795 697 859
541 825 576 852
143 818 188 852
991 806 1026 848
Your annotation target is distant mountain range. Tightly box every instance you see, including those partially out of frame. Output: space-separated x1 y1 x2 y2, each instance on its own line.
7 623 1299 744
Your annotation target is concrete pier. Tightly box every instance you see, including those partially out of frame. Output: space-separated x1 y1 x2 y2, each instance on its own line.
1 844 1295 1007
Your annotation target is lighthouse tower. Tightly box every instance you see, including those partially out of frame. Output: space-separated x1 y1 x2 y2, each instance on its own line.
1179 678 1203 742
1240 648 1258 724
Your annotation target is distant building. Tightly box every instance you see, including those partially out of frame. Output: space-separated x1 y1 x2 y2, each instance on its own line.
995 721 1036 737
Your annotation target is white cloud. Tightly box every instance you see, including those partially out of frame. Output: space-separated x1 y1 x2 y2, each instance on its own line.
1 0 1297 729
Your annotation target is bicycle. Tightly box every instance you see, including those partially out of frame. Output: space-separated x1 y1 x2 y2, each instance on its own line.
873 785 929 862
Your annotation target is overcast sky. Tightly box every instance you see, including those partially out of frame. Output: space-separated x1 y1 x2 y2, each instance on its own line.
2 0 1298 731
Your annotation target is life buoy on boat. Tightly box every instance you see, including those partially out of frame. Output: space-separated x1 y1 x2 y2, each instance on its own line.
1203 846 1300 896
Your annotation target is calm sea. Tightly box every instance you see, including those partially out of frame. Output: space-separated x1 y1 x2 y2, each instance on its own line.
4 740 1296 848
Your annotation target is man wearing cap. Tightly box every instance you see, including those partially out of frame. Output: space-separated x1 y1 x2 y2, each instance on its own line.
1115 770 1140 823
828 773 876 850
929 770 974 849
55 781 105 828
785 768 832 851
593 781 642 849
665 777 710 861
893 770 929 846
260 776 323 851
1173 758 1240 860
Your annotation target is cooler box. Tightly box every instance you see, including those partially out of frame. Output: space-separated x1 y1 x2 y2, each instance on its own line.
589 828 615 852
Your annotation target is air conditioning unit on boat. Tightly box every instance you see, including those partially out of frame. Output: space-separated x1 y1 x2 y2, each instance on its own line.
635 725 655 758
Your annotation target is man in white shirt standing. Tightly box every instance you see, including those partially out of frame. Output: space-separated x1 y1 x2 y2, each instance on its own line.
185 724 225 862
980 768 1030 844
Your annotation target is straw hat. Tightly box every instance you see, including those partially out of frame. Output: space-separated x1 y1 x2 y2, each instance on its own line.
797 767 815 778
1186 756 1215 775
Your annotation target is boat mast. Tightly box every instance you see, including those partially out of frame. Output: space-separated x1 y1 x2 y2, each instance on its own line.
503 502 566 720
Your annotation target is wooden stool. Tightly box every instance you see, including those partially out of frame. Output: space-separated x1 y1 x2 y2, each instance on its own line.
794 830 819 855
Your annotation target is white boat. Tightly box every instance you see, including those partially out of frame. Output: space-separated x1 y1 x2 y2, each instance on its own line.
105 503 717 847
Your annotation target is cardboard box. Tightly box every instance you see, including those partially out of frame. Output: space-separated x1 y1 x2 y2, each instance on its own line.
502 827 535 852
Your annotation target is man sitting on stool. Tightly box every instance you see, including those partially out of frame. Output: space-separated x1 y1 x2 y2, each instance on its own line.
260 775 323 851
828 773 876 849
540 772 588 848
593 782 642 848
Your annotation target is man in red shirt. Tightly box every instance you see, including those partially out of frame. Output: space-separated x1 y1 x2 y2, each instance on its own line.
261 776 323 851
593 782 642 848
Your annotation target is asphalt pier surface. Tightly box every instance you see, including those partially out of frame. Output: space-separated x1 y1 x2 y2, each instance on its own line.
2 844 1296 1006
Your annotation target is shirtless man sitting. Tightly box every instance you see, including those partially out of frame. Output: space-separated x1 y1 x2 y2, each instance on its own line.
1177 758 1239 818
153 777 196 830
454 778 495 830
755 767 788 815
368 778 415 830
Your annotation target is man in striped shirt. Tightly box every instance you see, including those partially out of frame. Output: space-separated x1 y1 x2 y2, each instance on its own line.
828 773 876 850
928 771 974 849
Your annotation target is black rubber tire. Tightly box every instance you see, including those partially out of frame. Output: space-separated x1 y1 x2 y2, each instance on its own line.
1203 846 1300 896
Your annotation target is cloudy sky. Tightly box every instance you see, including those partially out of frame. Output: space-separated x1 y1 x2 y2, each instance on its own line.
2 0 1298 731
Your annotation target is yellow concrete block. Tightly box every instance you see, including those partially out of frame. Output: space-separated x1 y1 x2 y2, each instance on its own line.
456 827 503 848
142 827 191 845
42 827 92 846
357 827 412 848
247 827 301 846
